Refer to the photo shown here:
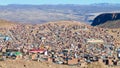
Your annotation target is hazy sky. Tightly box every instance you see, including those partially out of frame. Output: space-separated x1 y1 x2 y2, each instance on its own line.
0 0 120 5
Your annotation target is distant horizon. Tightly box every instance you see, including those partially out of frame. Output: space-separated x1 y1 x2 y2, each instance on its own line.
0 3 120 6
0 0 120 5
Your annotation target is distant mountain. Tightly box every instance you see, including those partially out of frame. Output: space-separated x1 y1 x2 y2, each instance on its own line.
91 13 120 26
0 4 120 24
98 20 120 28
91 3 120 6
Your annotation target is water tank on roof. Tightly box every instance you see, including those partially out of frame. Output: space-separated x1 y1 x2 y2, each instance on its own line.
117 48 120 59
117 48 120 52
4 36 10 41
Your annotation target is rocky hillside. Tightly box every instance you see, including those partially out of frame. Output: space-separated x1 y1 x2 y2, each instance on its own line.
91 13 120 26
98 20 120 28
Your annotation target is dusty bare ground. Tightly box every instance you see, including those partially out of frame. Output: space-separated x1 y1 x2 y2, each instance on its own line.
0 60 120 68
0 60 81 68
0 59 81 68
0 19 17 28
87 62 120 68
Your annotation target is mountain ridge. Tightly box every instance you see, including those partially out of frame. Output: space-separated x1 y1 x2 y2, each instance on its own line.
98 20 120 28
0 4 120 24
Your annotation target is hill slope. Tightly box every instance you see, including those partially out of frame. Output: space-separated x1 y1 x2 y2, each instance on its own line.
98 20 120 28
91 13 120 26
0 19 16 28
0 20 119 68
0 4 120 24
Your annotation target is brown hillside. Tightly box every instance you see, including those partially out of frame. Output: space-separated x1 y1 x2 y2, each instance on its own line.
0 19 17 28
98 20 120 28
